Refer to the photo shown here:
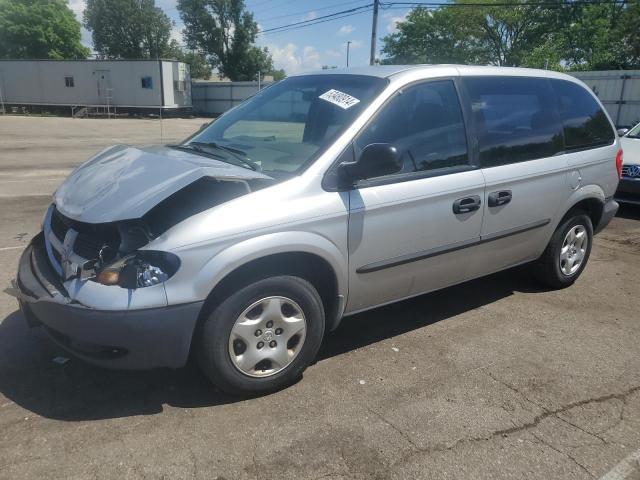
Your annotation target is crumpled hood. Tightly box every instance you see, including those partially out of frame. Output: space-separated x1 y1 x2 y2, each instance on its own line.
54 144 272 223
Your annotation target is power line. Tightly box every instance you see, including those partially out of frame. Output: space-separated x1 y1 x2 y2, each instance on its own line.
259 8 374 36
259 0 370 25
381 0 628 6
258 4 374 34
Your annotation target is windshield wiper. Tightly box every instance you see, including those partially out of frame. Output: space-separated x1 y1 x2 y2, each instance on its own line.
189 141 258 171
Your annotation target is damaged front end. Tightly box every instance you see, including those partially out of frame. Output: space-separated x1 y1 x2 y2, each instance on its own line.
45 176 266 289
43 144 275 290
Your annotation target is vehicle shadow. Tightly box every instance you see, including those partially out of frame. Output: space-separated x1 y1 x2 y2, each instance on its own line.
0 266 546 422
616 203 640 220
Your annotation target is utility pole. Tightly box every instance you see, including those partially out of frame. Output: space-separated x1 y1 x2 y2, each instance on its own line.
369 0 379 65
346 41 352 68
257 70 261 90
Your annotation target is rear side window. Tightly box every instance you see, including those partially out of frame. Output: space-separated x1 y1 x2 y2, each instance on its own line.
551 79 615 151
356 79 469 175
463 77 564 167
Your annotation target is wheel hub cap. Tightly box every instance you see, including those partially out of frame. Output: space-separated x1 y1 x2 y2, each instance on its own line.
559 225 588 276
228 296 307 378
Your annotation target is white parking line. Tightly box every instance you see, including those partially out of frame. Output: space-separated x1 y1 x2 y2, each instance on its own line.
0 246 24 251
600 449 640 480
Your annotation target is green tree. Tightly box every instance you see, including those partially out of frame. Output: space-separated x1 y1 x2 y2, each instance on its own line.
178 0 274 81
559 2 628 70
621 0 640 66
382 6 490 65
268 69 286 81
84 0 173 59
381 0 640 71
0 0 89 59
382 1 557 67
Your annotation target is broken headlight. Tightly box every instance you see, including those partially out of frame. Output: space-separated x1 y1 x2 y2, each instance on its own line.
95 251 180 289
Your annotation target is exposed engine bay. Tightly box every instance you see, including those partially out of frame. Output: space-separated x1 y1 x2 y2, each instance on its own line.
46 176 270 289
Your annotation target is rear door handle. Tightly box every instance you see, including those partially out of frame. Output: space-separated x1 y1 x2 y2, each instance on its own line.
488 190 512 207
453 195 481 214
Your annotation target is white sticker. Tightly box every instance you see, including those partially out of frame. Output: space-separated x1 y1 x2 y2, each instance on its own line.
319 89 360 109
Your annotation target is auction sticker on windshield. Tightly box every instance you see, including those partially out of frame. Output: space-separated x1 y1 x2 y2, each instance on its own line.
319 89 361 109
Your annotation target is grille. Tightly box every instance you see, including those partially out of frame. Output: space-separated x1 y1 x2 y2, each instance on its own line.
45 207 121 281
50 208 69 242
622 164 640 178
73 232 103 259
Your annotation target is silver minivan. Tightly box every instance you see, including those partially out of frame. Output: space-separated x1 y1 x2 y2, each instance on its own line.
12 65 621 395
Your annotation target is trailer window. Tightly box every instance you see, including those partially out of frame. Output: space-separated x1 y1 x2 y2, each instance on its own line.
65 76 74 88
141 76 153 89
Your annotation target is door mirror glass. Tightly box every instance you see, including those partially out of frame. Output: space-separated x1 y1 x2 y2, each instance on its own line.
338 143 402 184
617 128 629 137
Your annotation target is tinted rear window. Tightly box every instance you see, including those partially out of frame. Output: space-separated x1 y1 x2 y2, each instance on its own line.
551 79 615 151
463 77 564 167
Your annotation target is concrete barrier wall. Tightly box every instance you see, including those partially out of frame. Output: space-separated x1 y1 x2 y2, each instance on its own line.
192 81 273 115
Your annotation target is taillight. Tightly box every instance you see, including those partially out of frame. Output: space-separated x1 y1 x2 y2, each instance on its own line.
616 149 623 179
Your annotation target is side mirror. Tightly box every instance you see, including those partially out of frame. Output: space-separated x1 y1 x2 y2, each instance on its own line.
338 143 402 186
617 128 629 137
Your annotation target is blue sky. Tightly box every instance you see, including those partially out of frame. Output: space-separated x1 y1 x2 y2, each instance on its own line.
68 0 411 74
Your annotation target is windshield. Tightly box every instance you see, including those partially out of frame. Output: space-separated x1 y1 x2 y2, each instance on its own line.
184 74 388 177
627 122 640 138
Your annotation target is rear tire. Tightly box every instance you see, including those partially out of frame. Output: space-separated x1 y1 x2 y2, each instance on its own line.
533 213 593 289
196 275 325 396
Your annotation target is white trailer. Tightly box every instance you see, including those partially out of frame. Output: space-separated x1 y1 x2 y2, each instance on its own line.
569 70 640 128
0 59 191 115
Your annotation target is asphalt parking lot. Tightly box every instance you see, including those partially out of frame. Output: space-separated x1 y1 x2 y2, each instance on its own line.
1 115 640 480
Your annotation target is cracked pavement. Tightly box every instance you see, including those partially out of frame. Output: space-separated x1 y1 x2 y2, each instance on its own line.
1 116 640 479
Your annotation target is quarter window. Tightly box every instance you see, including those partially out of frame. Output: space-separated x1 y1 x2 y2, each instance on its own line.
355 80 469 177
464 76 564 167
551 79 615 151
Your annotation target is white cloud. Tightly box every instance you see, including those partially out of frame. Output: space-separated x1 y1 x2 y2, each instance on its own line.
302 11 318 21
384 12 408 33
170 25 184 45
68 0 86 18
337 24 355 36
67 0 93 49
325 49 342 58
267 43 322 74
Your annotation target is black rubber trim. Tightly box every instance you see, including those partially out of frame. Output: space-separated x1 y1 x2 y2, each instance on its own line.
480 219 550 243
356 218 551 274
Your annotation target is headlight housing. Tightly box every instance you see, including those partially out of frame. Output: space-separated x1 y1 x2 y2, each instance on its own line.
95 251 180 289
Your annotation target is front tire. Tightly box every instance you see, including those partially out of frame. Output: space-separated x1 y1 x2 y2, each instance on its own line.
196 275 325 395
533 213 593 289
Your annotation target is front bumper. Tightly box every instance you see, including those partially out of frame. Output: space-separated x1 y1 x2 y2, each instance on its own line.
615 177 640 205
12 234 203 369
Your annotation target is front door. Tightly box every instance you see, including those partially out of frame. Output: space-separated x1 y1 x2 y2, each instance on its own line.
94 69 112 105
346 79 485 313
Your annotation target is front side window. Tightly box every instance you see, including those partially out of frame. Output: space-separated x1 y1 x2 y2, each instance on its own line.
464 76 564 167
355 80 469 176
187 75 388 177
551 79 615 150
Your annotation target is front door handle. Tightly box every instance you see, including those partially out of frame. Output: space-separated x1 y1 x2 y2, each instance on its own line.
488 190 512 207
453 195 481 214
